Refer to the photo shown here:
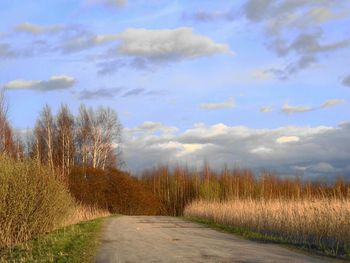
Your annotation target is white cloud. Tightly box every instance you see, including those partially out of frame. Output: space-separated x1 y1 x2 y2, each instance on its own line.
117 27 231 61
127 121 178 135
14 22 63 34
276 136 300 144
260 106 273 113
62 34 118 53
122 121 350 179
320 99 346 109
85 0 127 7
282 102 313 114
281 99 345 114
250 146 273 154
3 75 75 91
199 97 235 110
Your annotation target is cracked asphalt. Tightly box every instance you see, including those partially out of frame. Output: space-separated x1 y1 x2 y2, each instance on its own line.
95 216 339 263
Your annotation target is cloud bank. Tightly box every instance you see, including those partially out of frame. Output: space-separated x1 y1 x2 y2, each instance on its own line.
123 121 350 179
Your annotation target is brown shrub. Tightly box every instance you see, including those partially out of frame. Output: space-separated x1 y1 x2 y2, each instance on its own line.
68 167 160 215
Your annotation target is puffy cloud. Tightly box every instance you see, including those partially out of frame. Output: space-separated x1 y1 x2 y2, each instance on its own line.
122 121 350 179
14 22 63 34
116 27 231 61
199 97 235 110
2 75 75 91
282 102 313 114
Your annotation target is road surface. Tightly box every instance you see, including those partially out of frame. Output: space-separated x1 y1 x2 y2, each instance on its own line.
95 216 339 263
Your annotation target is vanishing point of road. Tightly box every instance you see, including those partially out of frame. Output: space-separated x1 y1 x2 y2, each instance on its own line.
95 216 341 263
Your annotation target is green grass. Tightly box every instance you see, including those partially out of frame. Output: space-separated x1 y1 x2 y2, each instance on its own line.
185 217 289 244
0 217 107 263
185 217 350 261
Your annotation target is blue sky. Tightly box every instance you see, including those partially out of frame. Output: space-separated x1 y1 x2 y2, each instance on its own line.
1 0 350 177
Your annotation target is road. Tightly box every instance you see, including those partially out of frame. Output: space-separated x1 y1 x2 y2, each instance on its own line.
95 216 339 263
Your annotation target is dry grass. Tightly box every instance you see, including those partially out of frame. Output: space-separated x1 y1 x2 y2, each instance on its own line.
185 199 350 258
63 204 110 226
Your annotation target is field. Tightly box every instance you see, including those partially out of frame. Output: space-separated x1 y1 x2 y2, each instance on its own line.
185 199 350 258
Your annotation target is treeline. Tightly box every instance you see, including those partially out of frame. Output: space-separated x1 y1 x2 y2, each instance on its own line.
0 92 160 249
1 92 122 176
141 164 350 216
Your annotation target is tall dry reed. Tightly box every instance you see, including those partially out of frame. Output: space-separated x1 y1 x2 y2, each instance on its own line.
185 199 350 257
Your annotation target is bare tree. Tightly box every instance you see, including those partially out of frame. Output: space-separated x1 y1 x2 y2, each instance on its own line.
33 105 56 170
57 104 75 176
76 105 93 168
0 91 17 157
75 105 122 170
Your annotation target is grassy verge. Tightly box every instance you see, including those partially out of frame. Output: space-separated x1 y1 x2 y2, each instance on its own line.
0 217 108 263
186 217 350 261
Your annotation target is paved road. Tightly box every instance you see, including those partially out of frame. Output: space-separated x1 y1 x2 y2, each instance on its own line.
95 216 339 263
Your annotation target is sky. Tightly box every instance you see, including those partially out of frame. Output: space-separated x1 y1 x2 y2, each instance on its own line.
1 0 350 178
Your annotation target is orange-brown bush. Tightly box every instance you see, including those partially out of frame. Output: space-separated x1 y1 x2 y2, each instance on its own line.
68 167 160 215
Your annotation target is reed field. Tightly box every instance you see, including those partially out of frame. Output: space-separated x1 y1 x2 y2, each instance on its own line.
185 199 350 258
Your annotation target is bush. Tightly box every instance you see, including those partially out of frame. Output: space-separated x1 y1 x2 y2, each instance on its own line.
0 156 74 249
68 167 160 215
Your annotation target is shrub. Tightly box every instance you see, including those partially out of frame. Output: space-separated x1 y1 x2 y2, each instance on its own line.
0 156 74 249
68 167 160 215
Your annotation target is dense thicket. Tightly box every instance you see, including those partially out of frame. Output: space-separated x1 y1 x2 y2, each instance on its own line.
142 165 350 216
68 167 160 215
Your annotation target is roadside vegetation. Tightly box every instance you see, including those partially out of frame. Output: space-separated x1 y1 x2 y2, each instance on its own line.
185 200 350 259
0 217 107 263
141 165 350 259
